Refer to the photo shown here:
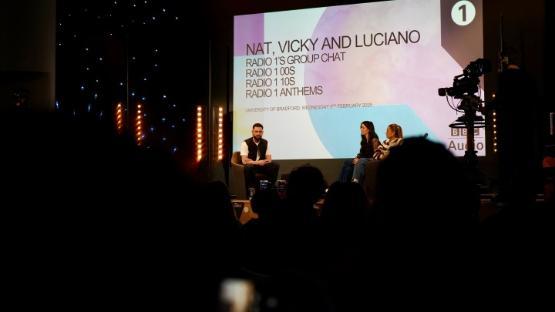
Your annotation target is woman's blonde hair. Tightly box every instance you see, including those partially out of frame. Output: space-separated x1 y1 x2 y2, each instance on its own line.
387 123 403 138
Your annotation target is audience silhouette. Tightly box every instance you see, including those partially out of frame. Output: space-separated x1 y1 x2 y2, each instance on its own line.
4 112 551 310
373 137 479 235
2 112 208 309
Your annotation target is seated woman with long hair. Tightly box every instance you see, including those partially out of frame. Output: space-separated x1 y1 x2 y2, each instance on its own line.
338 121 381 183
373 123 403 160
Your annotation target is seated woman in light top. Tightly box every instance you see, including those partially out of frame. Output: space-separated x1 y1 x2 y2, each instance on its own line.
373 123 403 160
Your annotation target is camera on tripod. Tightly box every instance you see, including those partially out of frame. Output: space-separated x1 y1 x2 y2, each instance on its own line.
437 58 492 166
438 58 491 98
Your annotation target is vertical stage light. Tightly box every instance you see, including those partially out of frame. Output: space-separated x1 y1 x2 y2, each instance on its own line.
196 106 204 162
115 102 124 134
490 93 498 153
136 102 144 146
492 110 498 153
217 107 224 161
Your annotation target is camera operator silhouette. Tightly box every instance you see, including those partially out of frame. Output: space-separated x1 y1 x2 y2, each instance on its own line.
490 45 541 210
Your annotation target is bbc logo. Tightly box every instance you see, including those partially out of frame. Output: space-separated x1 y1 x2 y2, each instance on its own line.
451 128 480 136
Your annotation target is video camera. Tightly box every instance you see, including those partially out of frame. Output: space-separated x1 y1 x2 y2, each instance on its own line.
437 58 492 167
438 58 491 98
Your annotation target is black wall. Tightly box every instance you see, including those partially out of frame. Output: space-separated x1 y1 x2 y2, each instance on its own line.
0 0 56 111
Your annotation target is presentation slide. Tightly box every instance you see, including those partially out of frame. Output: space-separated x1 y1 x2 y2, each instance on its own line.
233 0 484 159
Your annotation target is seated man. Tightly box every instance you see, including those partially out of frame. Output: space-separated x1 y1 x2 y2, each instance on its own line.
241 123 280 190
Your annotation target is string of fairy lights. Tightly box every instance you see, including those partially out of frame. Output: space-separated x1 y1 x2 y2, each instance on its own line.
115 102 124 134
56 0 209 162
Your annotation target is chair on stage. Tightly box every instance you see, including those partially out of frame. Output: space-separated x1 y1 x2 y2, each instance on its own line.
229 151 248 199
229 151 275 199
361 159 381 205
